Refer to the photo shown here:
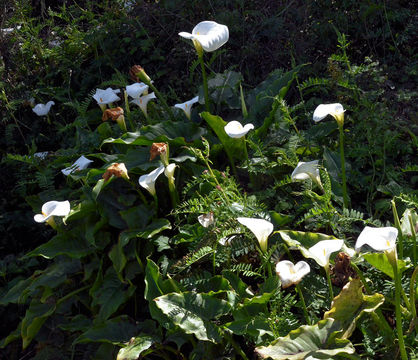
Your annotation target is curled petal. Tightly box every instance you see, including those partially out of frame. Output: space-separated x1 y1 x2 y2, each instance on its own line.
34 200 70 223
224 121 254 139
237 217 273 252
32 101 55 116
179 21 229 52
61 155 93 176
313 103 345 124
126 82 149 99
93 88 121 105
355 226 398 252
174 96 199 119
307 239 344 267
138 166 165 196
275 260 310 288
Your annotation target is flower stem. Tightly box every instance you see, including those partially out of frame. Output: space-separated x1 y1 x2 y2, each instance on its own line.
146 82 176 121
338 124 349 209
409 266 417 323
198 53 210 112
409 214 416 267
392 260 409 360
392 199 404 258
243 138 256 188
124 90 134 131
325 265 334 302
168 179 178 208
296 283 311 324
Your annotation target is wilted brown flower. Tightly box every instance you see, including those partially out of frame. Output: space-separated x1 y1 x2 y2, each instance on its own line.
102 107 124 122
102 163 129 181
150 142 168 161
129 65 151 84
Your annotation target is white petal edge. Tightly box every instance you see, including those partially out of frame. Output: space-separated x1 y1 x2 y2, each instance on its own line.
355 226 398 252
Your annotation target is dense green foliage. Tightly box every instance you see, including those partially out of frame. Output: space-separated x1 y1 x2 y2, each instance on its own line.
0 1 417 359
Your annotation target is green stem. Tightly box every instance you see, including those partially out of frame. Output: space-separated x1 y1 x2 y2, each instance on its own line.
296 283 311 324
224 332 249 360
168 179 178 208
392 259 408 360
338 124 349 209
409 214 416 267
146 82 176 121
325 265 334 302
243 138 256 188
198 53 210 112
124 90 134 131
410 266 417 321
392 199 403 258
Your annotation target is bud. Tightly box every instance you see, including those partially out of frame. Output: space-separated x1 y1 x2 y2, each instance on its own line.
129 65 151 85
102 163 129 181
150 142 169 165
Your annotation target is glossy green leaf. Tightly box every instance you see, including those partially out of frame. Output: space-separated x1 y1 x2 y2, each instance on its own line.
363 253 408 278
255 318 355 359
154 292 231 343
109 243 127 278
324 278 384 338
119 218 171 247
117 333 158 360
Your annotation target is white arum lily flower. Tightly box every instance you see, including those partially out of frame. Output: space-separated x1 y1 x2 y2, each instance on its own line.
313 103 345 126
237 217 274 252
198 212 215 228
33 151 49 160
34 200 70 224
355 226 398 253
164 163 176 182
32 101 55 116
126 82 149 99
131 92 156 117
174 96 199 119
275 260 310 288
93 88 121 111
179 21 229 52
291 160 322 188
307 239 344 268
224 120 254 139
138 165 165 196
61 155 93 176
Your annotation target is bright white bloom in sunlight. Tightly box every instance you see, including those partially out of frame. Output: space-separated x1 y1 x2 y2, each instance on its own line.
224 120 254 139
34 200 70 223
307 239 344 268
275 260 310 288
126 82 149 99
131 92 156 117
93 88 121 108
32 101 55 116
313 103 345 126
237 217 274 252
291 160 322 187
61 155 93 176
179 21 229 52
138 165 165 196
198 212 215 228
355 226 398 252
164 163 177 182
174 96 199 119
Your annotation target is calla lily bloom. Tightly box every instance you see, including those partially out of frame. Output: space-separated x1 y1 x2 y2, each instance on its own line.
164 163 177 182
126 82 149 99
61 155 93 176
224 120 254 139
93 88 121 111
179 21 229 52
131 92 156 117
237 217 274 252
33 151 49 160
102 163 129 181
313 103 345 126
307 239 344 268
174 96 199 119
34 200 70 223
355 226 398 252
198 212 215 228
291 160 322 187
32 101 55 116
138 165 165 196
275 260 310 288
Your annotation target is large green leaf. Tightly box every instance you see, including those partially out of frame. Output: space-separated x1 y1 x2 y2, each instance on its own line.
117 334 157 360
119 218 171 247
226 315 274 344
255 318 355 360
323 278 384 338
363 253 408 278
154 292 232 343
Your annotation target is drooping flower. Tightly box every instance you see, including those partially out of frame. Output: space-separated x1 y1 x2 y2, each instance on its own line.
355 226 398 253
102 107 126 131
126 82 149 99
224 120 254 139
164 163 177 183
138 165 165 196
179 21 229 52
150 142 168 165
174 96 199 119
131 92 156 117
198 212 215 228
307 239 344 268
34 200 70 223
61 155 93 176
102 163 129 181
313 103 345 126
32 101 55 116
93 88 121 111
291 160 322 187
275 260 311 288
237 217 274 252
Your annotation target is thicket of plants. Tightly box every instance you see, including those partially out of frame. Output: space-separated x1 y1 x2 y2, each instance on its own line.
0 1 417 359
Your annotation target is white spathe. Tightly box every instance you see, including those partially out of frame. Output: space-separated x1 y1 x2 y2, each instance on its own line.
32 101 55 116
126 82 149 99
355 226 398 252
307 239 344 267
131 92 156 117
224 120 254 139
138 165 165 196
237 217 274 252
198 212 215 228
291 160 321 186
61 155 93 176
313 103 345 123
164 163 177 182
174 96 199 119
275 260 310 288
34 200 70 223
93 88 121 105
179 21 229 52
